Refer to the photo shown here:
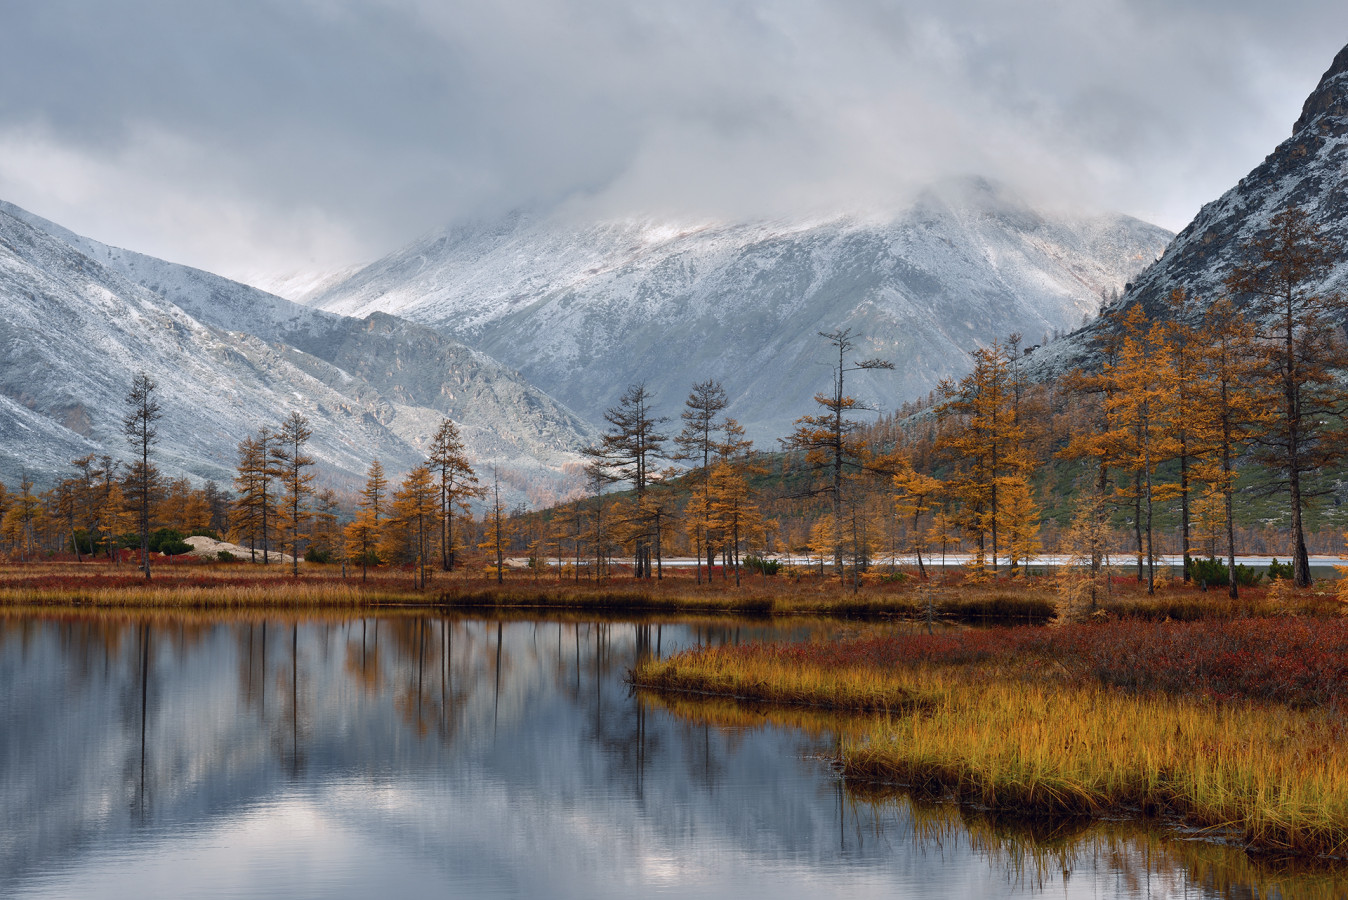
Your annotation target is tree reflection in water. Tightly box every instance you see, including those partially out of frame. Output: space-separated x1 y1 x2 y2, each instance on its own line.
0 613 1343 900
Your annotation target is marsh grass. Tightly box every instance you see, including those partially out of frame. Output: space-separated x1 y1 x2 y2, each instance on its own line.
437 581 1063 623
1095 591 1345 621
637 691 869 738
634 644 928 713
845 678 1348 857
634 624 1348 857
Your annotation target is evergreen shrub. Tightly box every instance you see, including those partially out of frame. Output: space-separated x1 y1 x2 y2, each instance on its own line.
148 528 192 556
1268 558 1295 581
1187 557 1263 588
744 556 782 576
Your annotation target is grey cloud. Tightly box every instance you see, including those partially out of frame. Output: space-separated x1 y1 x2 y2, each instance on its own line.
1 0 1347 281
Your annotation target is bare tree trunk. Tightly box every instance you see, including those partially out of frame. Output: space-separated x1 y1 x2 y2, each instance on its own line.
1179 439 1192 582
1133 472 1143 583
694 531 702 585
912 510 926 579
1143 435 1155 595
989 466 999 578
1224 440 1239 600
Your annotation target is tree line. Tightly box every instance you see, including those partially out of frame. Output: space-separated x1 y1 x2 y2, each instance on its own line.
2 204 1344 593
0 381 484 584
516 204 1348 596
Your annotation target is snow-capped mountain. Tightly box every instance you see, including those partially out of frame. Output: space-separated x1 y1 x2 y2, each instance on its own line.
1028 41 1348 377
0 202 595 500
309 178 1171 440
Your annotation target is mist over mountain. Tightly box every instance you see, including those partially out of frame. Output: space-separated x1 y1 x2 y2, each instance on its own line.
309 179 1171 440
1029 42 1348 378
1 170 1175 501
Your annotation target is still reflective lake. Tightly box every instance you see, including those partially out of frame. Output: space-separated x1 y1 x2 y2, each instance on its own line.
1 615 1342 899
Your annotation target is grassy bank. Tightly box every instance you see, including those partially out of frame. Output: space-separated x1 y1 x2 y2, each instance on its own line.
0 559 1058 620
1 559 1343 623
0 563 422 609
854 790 1348 900
848 679 1348 856
434 584 1061 621
632 622 1348 857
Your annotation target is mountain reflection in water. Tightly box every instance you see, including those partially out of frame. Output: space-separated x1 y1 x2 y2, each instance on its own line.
0 615 1340 899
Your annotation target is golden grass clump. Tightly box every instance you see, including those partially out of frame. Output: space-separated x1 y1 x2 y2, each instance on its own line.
635 636 1348 858
637 692 866 738
846 678 1348 857
634 644 927 713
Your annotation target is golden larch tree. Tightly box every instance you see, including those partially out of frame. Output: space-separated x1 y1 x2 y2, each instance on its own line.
937 340 1035 576
893 469 943 578
707 457 767 587
427 418 480 572
1190 298 1265 597
1105 307 1178 594
1225 205 1348 588
383 465 437 588
270 412 315 578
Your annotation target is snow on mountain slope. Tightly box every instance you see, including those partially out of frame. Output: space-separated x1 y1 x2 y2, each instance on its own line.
310 179 1171 439
0 207 408 487
4 202 596 472
0 393 100 481
241 265 365 304
1027 42 1348 380
0 203 594 501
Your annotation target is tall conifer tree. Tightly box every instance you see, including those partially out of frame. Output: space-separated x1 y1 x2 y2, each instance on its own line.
936 341 1033 577
784 329 893 584
676 380 730 583
122 374 162 580
1226 205 1348 587
271 412 315 578
427 418 479 572
585 384 668 579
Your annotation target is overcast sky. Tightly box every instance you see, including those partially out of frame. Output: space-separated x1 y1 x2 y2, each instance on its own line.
1 1 1346 286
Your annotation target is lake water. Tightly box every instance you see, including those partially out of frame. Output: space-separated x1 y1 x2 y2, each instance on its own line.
1 615 1340 899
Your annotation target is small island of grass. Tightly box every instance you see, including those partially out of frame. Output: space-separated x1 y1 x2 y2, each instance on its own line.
632 614 1348 859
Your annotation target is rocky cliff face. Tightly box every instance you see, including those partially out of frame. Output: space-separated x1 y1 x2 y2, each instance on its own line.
1027 41 1348 379
309 179 1170 441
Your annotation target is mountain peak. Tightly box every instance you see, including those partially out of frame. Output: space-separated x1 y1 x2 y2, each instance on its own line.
311 192 1170 441
1293 42 1348 135
1029 41 1348 382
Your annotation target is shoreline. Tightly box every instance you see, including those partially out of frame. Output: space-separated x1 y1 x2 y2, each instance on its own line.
631 624 1348 860
4 559 1343 621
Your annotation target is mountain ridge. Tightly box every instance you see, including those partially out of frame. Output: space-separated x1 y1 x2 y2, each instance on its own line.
308 179 1172 440
0 201 596 503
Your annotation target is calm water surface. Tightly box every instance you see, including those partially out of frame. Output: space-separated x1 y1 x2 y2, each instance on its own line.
1 615 1341 899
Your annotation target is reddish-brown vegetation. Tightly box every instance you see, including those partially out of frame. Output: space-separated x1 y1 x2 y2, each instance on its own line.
701 619 1348 709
